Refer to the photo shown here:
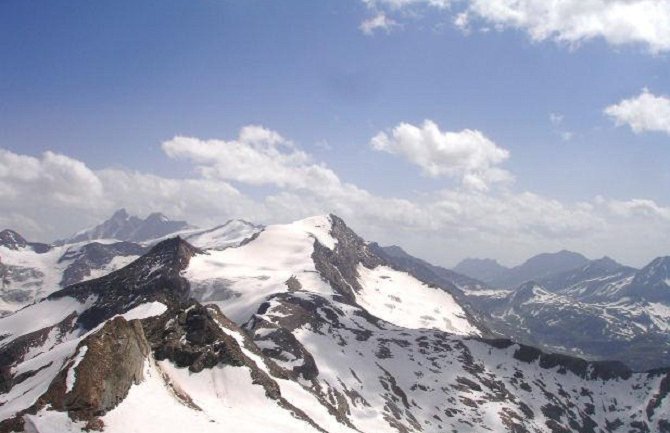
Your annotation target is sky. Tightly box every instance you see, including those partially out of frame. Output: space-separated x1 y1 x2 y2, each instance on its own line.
1 0 670 268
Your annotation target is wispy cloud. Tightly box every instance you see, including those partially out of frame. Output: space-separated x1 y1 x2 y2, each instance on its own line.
360 12 399 35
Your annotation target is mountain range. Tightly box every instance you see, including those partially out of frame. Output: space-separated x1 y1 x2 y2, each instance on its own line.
0 210 668 432
454 250 592 289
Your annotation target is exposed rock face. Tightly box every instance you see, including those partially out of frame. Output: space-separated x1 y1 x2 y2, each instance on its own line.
42 317 150 420
0 231 27 251
312 214 384 305
145 303 247 373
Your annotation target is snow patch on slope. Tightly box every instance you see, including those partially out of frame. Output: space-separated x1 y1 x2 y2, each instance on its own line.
355 264 480 336
65 346 88 393
120 301 167 321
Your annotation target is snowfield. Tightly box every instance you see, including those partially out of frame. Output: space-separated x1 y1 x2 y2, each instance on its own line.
356 264 480 335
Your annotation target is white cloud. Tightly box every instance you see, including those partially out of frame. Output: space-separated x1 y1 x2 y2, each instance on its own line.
466 0 670 53
604 88 670 135
0 149 103 207
607 198 670 219
162 126 342 194
1 124 670 267
360 12 399 35
361 0 670 53
370 120 512 190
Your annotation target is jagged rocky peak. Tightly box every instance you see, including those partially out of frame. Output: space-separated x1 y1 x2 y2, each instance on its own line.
145 236 201 271
0 229 50 254
62 209 191 244
0 230 27 250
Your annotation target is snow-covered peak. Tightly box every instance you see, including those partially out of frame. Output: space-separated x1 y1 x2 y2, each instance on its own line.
288 214 337 250
184 217 337 323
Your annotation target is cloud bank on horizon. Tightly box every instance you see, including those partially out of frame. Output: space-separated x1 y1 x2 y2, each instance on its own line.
1 120 669 268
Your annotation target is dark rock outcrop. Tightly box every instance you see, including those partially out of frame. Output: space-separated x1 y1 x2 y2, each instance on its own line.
41 317 150 420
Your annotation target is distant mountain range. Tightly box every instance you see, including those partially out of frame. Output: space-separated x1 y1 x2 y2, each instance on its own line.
454 250 592 288
448 249 670 370
58 208 193 244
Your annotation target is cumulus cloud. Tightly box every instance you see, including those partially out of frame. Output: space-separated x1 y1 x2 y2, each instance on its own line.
466 0 670 53
360 12 399 35
604 89 670 135
162 126 342 194
361 0 670 53
370 120 512 190
0 149 103 207
2 124 670 267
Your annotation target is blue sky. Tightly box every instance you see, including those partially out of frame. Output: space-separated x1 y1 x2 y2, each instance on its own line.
1 0 670 267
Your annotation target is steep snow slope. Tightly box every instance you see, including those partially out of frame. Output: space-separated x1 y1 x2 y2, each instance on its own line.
185 216 337 323
355 264 478 334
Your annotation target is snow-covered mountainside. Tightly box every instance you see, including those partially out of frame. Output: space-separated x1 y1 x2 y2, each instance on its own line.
0 237 144 316
1 214 668 433
0 214 262 316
